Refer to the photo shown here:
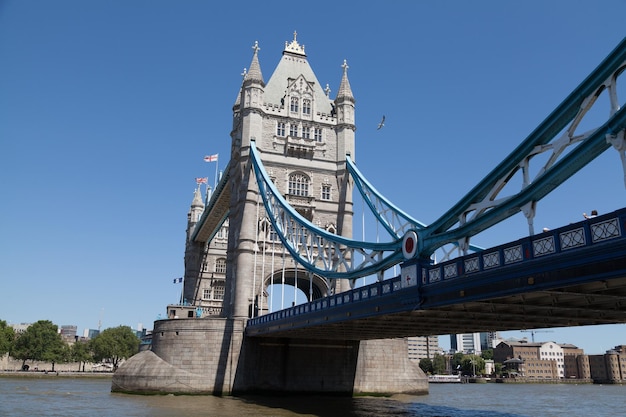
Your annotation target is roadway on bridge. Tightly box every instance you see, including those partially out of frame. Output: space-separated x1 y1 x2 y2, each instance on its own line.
246 209 626 340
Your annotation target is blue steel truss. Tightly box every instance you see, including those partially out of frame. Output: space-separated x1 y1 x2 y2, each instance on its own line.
250 141 404 280
417 37 626 256
346 156 484 256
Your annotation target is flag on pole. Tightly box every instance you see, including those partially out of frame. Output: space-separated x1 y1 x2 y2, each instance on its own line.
203 154 218 162
173 277 183 284
195 177 208 184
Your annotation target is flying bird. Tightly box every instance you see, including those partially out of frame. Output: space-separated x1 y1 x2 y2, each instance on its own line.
377 115 385 130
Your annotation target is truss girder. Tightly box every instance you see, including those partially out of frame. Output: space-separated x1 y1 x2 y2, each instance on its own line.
250 141 403 280
346 156 483 257
346 156 424 238
420 37 626 256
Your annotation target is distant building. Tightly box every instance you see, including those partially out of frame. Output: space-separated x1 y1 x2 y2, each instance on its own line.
494 340 567 379
561 344 590 379
450 333 479 354
87 329 100 339
9 323 30 334
60 325 77 342
588 345 626 383
407 336 443 361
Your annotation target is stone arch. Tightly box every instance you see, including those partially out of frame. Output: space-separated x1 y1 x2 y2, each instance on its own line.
263 268 329 301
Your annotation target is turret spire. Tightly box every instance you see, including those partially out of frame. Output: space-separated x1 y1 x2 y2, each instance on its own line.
336 59 354 101
244 41 264 86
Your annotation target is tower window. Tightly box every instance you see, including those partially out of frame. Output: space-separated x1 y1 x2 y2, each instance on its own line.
290 97 299 113
302 99 311 115
288 173 309 197
314 128 322 142
212 283 224 300
277 122 286 137
289 124 299 137
202 288 211 300
302 126 311 139
321 184 331 200
215 258 226 274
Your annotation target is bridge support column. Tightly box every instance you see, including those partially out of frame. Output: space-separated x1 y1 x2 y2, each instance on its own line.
113 318 428 396
234 337 428 396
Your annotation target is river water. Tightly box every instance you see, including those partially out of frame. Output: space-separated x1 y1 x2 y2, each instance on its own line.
0 376 624 417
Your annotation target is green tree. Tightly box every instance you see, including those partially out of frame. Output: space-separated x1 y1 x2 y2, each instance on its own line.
0 320 15 356
71 340 93 372
462 354 485 376
419 358 433 374
494 362 503 377
451 352 465 373
43 342 71 372
432 353 447 375
11 320 67 370
481 349 494 360
90 326 139 370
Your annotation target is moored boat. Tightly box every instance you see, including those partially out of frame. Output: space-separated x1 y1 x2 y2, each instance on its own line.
428 374 462 383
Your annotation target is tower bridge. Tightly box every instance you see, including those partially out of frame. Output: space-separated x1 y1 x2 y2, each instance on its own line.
113 35 626 396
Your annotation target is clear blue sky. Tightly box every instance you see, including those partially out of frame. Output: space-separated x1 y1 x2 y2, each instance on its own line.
1 1 624 353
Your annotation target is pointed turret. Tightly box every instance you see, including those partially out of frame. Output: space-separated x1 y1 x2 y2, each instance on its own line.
244 41 265 87
187 187 205 239
336 59 354 103
335 59 356 159
235 41 265 150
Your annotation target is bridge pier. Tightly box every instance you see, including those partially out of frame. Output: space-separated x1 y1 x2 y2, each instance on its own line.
112 318 428 396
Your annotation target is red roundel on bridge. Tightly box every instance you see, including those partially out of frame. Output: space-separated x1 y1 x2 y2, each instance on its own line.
402 231 418 259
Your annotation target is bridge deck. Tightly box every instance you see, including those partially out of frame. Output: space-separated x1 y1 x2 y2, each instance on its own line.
246 208 626 340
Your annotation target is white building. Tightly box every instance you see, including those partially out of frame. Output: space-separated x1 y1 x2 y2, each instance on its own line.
539 341 565 378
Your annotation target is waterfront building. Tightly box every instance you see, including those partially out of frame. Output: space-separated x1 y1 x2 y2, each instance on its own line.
494 340 563 379
588 345 626 383
561 343 591 379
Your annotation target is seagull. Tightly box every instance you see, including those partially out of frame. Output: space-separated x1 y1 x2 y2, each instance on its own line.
377 115 385 130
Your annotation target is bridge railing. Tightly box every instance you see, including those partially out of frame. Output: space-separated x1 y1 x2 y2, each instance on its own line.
419 207 626 286
247 207 626 328
248 276 404 326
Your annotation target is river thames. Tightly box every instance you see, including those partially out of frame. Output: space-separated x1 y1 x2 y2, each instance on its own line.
0 376 624 416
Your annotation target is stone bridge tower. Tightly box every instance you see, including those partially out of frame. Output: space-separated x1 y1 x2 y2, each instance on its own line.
224 33 355 319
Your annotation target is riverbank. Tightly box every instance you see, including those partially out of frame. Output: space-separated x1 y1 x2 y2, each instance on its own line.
0 370 113 379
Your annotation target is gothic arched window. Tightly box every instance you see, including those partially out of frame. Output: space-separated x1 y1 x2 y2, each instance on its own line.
302 99 311 115
215 258 226 274
290 97 299 113
288 172 310 197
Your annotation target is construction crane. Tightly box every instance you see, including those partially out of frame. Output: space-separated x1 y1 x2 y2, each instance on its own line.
521 330 554 343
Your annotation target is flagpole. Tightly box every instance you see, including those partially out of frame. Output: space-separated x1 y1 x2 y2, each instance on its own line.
214 159 219 190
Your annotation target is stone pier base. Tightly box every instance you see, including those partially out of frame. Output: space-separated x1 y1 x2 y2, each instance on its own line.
112 318 428 396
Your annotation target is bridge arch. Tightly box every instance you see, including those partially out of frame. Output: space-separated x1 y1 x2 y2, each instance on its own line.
263 268 329 308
